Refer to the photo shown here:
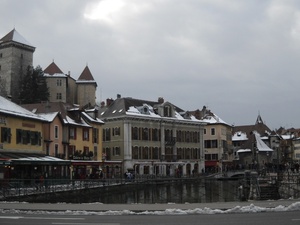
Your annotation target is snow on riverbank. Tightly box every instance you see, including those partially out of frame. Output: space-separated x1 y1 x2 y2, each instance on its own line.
0 201 300 215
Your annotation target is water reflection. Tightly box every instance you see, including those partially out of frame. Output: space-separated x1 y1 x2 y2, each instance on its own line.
96 179 241 204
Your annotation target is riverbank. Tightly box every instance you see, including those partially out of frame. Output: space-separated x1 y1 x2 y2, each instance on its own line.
0 199 300 213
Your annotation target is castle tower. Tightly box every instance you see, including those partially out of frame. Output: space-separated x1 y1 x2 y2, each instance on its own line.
43 61 77 104
76 66 97 107
0 29 35 102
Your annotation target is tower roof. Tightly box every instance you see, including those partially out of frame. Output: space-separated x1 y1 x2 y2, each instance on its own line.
78 66 95 81
0 29 33 47
44 62 64 75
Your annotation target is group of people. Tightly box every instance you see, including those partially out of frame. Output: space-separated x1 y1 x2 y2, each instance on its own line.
124 171 134 180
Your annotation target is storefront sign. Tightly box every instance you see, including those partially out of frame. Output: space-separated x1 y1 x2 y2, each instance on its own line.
22 122 36 128
72 156 93 160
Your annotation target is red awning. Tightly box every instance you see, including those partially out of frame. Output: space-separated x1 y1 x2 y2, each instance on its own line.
205 161 218 167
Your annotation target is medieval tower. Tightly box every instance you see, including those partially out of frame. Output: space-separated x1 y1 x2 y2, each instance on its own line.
0 29 35 102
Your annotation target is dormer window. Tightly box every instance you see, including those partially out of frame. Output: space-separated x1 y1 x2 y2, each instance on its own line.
164 105 171 117
139 104 150 115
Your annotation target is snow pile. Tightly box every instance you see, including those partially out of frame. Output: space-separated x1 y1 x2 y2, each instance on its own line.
0 202 300 215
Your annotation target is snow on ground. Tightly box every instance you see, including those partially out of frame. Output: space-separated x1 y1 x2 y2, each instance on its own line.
0 201 300 215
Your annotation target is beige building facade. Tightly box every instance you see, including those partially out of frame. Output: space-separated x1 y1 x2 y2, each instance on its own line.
99 96 206 177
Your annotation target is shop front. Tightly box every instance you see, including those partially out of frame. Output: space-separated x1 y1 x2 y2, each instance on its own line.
71 160 122 179
0 152 71 184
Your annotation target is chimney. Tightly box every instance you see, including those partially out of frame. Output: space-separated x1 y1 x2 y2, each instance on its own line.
117 94 121 99
100 101 105 108
158 97 164 104
106 98 114 106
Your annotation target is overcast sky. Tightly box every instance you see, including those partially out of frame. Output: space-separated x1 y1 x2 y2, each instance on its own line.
1 0 300 130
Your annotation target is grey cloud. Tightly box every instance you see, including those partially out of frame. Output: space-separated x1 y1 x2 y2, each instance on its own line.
1 0 300 128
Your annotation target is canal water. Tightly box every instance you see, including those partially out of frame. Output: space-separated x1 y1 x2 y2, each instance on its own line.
93 179 242 204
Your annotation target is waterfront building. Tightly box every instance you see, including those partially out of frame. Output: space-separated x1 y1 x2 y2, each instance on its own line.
191 106 233 173
232 115 273 169
22 102 105 179
98 95 206 177
0 96 70 181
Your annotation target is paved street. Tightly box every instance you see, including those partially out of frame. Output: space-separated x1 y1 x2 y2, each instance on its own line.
0 210 300 225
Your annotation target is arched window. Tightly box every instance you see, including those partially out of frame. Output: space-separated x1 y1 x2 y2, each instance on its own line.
132 146 139 159
132 127 139 140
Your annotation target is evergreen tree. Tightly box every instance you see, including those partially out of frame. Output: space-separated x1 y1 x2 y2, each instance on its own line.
0 77 7 97
18 65 49 104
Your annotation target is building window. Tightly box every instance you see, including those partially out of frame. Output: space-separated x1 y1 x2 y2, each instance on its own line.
16 129 41 145
103 128 111 141
113 146 121 156
68 145 76 159
164 105 171 117
69 127 76 139
143 147 149 159
56 93 62 100
57 79 62 86
0 53 2 58
104 147 111 160
152 147 160 159
83 128 89 141
132 146 139 159
185 148 191 159
132 127 139 140
185 131 190 143
152 128 160 141
1 127 11 143
21 53 23 59
54 125 59 139
142 128 149 140
94 146 98 158
211 128 215 135
84 146 89 156
204 140 218 148
112 127 120 136
93 128 99 143
192 148 199 159
55 144 59 157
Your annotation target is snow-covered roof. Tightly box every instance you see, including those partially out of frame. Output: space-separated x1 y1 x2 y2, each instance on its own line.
232 131 248 141
125 105 206 124
44 73 67 78
126 106 161 118
0 96 45 121
202 113 230 126
82 112 104 124
254 131 273 152
236 149 251 153
0 29 33 46
281 134 295 140
64 115 91 127
37 112 59 122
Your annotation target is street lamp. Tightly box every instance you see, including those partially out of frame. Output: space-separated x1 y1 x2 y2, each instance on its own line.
256 149 259 172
